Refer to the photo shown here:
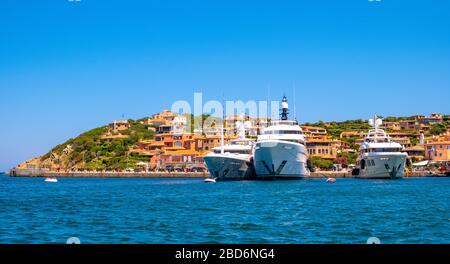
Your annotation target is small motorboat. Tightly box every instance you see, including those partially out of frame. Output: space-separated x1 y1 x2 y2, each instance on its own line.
326 177 337 183
45 177 58 183
204 178 217 183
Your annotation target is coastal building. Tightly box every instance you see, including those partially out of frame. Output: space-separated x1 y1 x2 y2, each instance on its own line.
157 124 172 134
301 126 328 139
161 150 203 164
404 145 425 161
414 113 443 124
171 116 188 135
109 120 130 131
144 118 166 127
424 133 450 161
201 120 222 136
306 138 342 159
193 135 235 152
399 120 421 131
381 121 401 131
391 137 413 148
223 115 243 136
254 118 271 129
133 140 167 156
155 133 195 150
143 110 181 134
244 120 259 138
133 129 237 168
152 109 177 122
425 142 450 161
386 132 417 148
200 127 221 136
340 131 367 139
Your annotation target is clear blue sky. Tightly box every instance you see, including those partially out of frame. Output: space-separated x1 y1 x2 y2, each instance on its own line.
1 0 449 171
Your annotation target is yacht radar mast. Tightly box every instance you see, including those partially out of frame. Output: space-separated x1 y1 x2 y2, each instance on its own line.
368 115 384 142
280 96 289 121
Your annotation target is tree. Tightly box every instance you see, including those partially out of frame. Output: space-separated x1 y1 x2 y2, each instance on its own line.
333 157 348 167
337 152 357 165
310 157 333 170
430 122 448 136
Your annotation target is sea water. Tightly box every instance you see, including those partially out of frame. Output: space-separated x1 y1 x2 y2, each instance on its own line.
0 174 449 244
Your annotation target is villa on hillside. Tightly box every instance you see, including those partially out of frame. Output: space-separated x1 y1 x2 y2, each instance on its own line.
306 138 344 160
108 120 130 132
424 132 450 161
413 113 443 124
404 145 426 161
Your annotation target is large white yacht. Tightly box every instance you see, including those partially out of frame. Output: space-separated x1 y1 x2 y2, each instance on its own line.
353 116 408 179
203 122 256 180
253 96 310 179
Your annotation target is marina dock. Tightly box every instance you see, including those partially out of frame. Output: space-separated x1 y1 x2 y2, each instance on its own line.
7 168 435 178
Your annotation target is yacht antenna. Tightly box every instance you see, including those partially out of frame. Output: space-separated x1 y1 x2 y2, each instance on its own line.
293 82 297 123
267 84 271 128
374 114 378 142
221 94 225 155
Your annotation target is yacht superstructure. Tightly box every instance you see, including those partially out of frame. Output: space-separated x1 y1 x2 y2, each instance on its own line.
204 122 256 180
353 116 408 179
253 96 310 179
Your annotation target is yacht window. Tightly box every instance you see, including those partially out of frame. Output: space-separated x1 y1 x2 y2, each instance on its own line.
282 130 301 134
283 139 303 144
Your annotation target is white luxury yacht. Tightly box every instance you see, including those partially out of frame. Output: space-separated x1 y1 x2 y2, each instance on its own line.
253 96 310 179
353 116 408 179
203 122 256 180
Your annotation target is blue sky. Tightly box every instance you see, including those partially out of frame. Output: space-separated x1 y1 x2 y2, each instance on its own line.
1 0 449 171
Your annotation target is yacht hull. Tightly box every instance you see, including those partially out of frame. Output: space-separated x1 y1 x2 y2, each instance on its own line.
355 153 407 179
204 154 256 180
253 140 310 179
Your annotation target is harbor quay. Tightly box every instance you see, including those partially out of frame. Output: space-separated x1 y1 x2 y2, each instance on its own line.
7 168 433 179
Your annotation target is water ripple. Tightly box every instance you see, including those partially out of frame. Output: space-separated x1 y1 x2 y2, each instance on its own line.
0 175 449 243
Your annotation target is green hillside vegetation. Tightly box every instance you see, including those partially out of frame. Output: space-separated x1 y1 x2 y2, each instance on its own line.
303 119 371 139
430 121 450 136
32 114 448 171
310 152 358 170
40 119 155 170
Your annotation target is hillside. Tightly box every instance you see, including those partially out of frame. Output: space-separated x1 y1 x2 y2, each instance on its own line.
39 119 155 170
15 113 449 172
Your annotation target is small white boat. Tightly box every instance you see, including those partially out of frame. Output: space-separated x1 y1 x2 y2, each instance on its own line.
45 177 58 183
326 178 337 183
204 178 216 183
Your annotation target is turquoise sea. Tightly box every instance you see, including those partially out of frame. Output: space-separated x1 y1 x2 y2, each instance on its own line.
0 174 449 244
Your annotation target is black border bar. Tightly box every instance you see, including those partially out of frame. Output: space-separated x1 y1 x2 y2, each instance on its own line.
0 245 448 263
